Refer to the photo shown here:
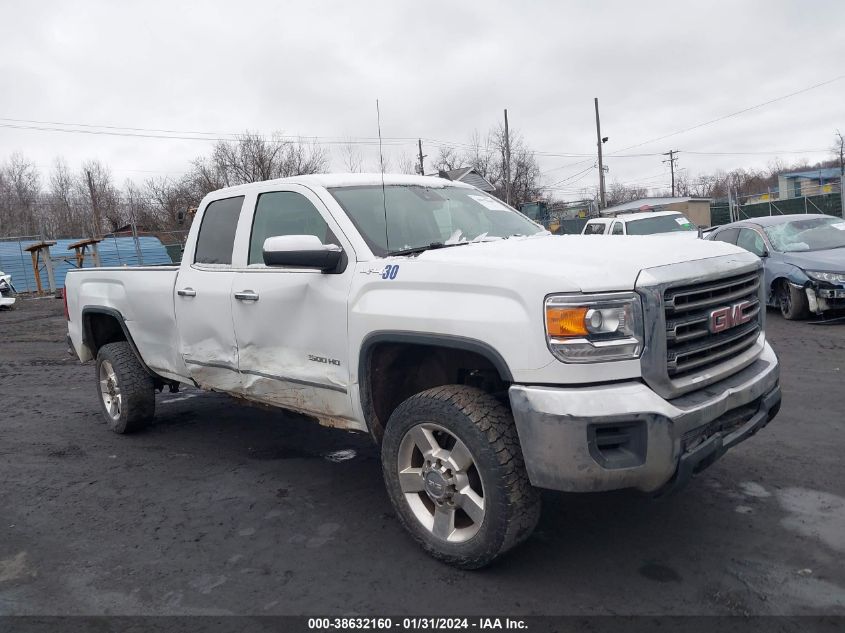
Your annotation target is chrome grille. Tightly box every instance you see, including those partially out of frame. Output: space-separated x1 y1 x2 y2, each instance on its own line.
663 271 762 379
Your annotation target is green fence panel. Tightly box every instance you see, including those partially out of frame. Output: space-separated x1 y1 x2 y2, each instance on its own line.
711 193 842 225
737 193 842 219
710 204 731 226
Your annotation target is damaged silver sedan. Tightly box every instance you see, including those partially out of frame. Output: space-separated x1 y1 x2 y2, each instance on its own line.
707 214 845 319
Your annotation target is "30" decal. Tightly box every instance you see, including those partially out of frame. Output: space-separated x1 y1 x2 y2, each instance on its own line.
382 265 399 280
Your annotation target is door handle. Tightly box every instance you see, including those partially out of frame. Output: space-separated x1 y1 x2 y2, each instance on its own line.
177 288 197 297
234 290 259 302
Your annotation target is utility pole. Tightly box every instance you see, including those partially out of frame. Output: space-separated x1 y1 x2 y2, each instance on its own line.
837 130 845 218
503 109 511 206
594 98 606 209
662 150 679 196
417 139 426 175
85 168 102 239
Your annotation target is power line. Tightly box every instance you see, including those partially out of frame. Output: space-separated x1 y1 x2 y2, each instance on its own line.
0 115 436 144
0 122 427 146
543 164 597 189
610 73 845 154
682 148 830 156
0 114 623 159
0 116 232 137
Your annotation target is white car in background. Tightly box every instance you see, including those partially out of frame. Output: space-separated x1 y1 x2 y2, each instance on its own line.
0 270 15 309
582 211 700 239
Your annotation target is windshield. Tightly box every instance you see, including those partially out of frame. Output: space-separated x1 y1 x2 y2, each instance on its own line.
625 214 697 235
763 216 845 252
328 185 544 256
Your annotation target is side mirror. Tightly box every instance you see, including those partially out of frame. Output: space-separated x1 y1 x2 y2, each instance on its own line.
262 235 343 272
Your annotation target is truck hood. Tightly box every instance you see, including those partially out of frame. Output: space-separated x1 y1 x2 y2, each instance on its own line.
411 234 754 291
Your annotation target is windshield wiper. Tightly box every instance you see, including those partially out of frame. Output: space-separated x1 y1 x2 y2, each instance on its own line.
388 241 471 257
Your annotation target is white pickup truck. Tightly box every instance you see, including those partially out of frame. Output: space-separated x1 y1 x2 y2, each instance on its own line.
65 174 781 568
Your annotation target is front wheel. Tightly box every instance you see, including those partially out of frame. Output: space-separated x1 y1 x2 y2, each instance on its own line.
95 341 155 433
777 280 810 320
381 385 540 569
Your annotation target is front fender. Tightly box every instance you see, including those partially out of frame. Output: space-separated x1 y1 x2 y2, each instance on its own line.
766 260 809 304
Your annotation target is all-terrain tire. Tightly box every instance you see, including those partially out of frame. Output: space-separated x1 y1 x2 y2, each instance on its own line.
381 385 541 569
777 279 810 320
95 341 155 433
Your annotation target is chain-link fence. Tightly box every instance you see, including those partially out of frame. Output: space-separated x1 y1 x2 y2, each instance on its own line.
710 192 843 226
0 230 189 293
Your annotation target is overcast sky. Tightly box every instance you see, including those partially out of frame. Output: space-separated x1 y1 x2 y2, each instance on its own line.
2 0 844 199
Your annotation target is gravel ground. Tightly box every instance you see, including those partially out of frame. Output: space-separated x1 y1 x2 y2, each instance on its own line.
0 297 843 616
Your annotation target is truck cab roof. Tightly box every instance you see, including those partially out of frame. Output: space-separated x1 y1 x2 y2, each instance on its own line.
205 173 474 199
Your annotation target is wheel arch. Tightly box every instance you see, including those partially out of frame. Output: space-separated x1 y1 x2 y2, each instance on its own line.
358 331 514 442
769 269 810 305
81 306 157 378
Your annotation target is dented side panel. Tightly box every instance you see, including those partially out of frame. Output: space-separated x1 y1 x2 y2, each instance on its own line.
229 184 359 430
174 267 241 393
762 258 810 306
232 275 359 427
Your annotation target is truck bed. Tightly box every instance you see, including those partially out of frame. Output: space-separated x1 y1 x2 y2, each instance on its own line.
65 266 189 382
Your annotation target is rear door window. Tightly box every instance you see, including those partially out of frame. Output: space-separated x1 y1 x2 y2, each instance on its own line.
737 228 767 257
584 222 606 235
194 196 244 265
712 228 739 245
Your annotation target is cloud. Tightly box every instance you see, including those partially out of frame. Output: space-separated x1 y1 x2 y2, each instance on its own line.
1 0 843 194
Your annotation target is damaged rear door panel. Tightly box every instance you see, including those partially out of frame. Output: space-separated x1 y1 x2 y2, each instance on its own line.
175 195 244 393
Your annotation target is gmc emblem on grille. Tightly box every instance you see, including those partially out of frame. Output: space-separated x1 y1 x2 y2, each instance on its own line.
709 300 754 333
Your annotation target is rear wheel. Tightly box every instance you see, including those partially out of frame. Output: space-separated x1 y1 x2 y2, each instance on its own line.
381 385 540 569
777 280 810 320
95 342 155 433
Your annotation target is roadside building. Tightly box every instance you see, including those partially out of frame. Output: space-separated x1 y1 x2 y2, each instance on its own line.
435 167 496 192
599 196 713 227
777 167 841 199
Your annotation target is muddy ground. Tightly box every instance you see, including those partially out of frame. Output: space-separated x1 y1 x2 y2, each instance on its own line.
0 297 843 616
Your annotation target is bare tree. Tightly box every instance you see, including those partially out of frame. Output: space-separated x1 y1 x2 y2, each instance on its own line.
482 124 542 206
46 158 84 237
146 176 193 229
0 153 40 236
605 181 649 207
194 131 328 187
79 160 120 236
341 141 364 173
463 130 495 182
433 146 460 172
396 153 417 175
428 125 542 206
122 179 158 230
283 137 328 176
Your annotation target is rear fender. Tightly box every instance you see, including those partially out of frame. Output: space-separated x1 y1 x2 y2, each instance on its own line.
81 306 157 377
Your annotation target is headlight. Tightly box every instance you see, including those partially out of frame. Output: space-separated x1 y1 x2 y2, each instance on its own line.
805 270 845 284
545 292 644 363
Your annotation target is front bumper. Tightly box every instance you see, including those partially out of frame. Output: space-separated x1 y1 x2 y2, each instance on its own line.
509 341 780 493
806 283 845 314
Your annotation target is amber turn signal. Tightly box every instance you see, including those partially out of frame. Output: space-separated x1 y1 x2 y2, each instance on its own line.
546 306 589 337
